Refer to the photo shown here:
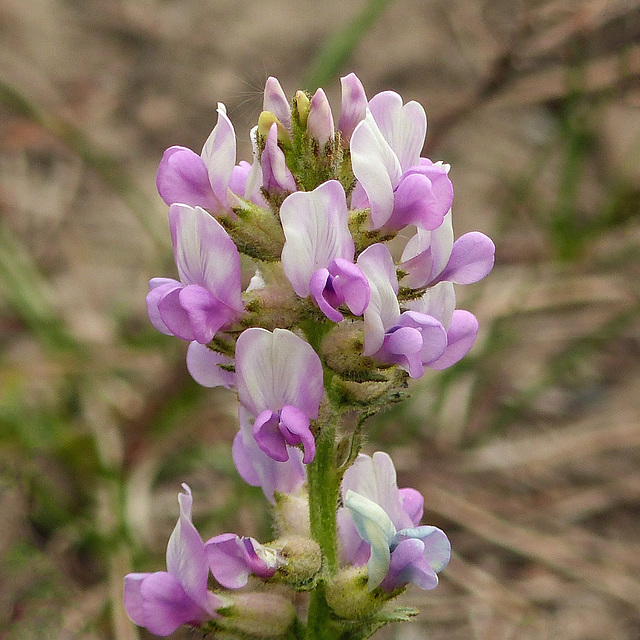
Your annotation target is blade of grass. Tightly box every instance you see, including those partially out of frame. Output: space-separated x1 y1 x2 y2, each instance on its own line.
304 0 395 91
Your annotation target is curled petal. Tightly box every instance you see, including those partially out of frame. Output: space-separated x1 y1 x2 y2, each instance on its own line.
406 282 456 330
156 147 217 209
428 310 479 370
201 103 236 207
165 485 209 608
330 259 370 316
186 342 235 389
345 490 395 590
261 124 296 194
147 278 181 335
378 325 426 379
394 526 451 574
254 409 289 463
279 404 315 464
435 232 495 285
350 112 402 229
205 534 279 589
309 268 345 322
380 538 438 592
386 172 447 231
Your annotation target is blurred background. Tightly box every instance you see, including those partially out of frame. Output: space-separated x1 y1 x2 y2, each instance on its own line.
1 0 640 638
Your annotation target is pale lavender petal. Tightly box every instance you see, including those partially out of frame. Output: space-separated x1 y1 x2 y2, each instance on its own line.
205 533 253 589
386 172 443 231
261 123 296 194
309 268 345 322
229 161 252 197
279 404 315 464
350 112 402 229
338 73 367 142
123 573 149 629
337 507 371 566
137 571 208 635
156 146 217 209
169 204 243 312
233 416 306 503
186 342 235 389
280 180 353 297
165 484 209 609
254 409 289 462
400 213 454 288
179 284 237 344
378 326 425 378
156 286 196 341
368 92 426 173
435 232 495 284
398 311 448 365
232 429 262 487
394 526 451 573
147 279 182 335
235 328 324 419
330 258 370 316
399 488 424 526
380 538 438 592
201 103 236 207
263 77 292 130
428 310 479 370
405 282 456 330
404 161 453 221
307 88 334 145
357 244 400 355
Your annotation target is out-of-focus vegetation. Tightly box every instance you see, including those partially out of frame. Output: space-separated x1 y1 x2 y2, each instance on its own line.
1 1 639 638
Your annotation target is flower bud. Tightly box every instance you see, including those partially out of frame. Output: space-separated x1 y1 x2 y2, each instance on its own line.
325 566 391 620
307 88 334 146
270 535 321 588
216 592 296 638
257 111 290 145
294 90 311 127
273 490 310 537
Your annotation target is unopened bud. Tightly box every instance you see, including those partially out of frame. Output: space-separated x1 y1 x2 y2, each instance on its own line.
294 90 311 127
216 592 296 638
273 490 310 537
307 88 334 146
326 566 390 620
270 535 321 588
257 111 290 145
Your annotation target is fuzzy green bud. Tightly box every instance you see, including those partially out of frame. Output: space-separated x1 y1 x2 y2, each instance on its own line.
326 566 393 620
269 535 321 588
273 490 310 537
216 592 296 638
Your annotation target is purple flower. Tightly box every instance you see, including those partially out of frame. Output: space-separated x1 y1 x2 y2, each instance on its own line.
235 328 324 465
350 92 453 232
186 342 236 388
337 453 450 592
146 204 244 344
280 180 369 321
124 485 221 636
400 211 495 290
357 244 447 378
205 533 281 588
156 103 236 212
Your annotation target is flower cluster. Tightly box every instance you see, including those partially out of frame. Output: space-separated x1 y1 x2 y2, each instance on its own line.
125 74 494 638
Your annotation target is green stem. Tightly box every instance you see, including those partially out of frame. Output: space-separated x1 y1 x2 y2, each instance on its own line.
306 412 340 639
